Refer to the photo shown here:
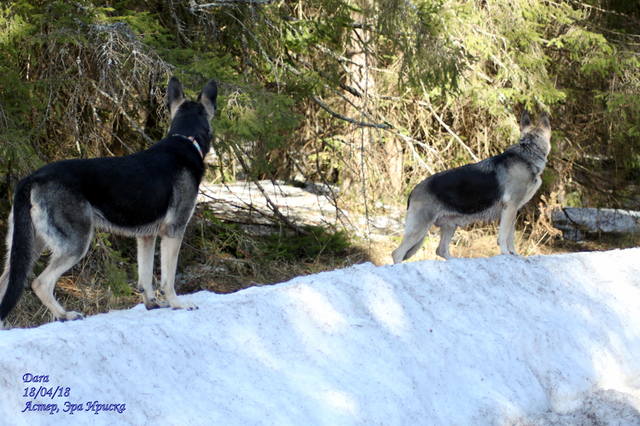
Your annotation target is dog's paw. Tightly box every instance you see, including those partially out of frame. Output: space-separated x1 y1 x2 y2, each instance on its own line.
144 298 169 310
58 311 84 322
436 249 452 260
169 300 198 311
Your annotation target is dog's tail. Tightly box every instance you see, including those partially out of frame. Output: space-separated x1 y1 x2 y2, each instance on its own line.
406 187 416 210
0 178 36 323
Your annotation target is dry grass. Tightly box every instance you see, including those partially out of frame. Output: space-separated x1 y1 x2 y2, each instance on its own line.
3 211 371 329
368 222 640 265
8 275 140 329
178 246 370 296
6 252 370 329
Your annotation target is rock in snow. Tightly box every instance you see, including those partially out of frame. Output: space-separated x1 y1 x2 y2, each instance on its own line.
1 249 639 425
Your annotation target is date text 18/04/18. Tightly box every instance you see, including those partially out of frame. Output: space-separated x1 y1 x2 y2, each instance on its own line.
21 373 126 416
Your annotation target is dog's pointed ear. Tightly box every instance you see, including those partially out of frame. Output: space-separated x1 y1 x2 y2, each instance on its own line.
539 112 551 130
198 80 218 121
520 110 532 131
167 77 185 120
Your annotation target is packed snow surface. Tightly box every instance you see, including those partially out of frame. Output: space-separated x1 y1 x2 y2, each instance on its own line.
1 249 640 425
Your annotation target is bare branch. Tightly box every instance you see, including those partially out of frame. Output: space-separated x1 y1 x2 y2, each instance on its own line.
89 81 155 148
190 0 276 10
420 82 479 162
312 97 391 129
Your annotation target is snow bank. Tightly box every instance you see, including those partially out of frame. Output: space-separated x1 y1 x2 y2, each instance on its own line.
1 249 640 425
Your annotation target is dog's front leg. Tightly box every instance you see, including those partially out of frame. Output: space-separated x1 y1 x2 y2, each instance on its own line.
436 224 457 259
498 204 518 255
136 236 167 309
506 216 518 255
160 234 197 310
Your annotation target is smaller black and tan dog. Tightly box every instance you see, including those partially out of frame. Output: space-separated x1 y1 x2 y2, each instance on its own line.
393 111 551 263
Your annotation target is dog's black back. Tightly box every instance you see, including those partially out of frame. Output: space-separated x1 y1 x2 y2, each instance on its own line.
427 163 501 214
29 136 205 228
427 152 530 215
24 78 217 230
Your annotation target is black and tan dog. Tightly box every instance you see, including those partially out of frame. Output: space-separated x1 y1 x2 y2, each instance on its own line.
0 77 217 327
393 111 551 263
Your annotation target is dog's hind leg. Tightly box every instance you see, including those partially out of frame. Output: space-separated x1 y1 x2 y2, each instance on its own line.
136 236 167 310
31 193 92 321
0 209 15 304
0 269 8 315
32 253 86 321
435 224 457 260
498 203 518 255
392 207 435 264
506 217 518 255
160 234 196 310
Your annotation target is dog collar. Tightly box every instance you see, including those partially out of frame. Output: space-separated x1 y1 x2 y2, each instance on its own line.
172 134 204 159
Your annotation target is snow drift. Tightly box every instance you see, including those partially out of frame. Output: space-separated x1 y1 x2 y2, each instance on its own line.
1 249 639 425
